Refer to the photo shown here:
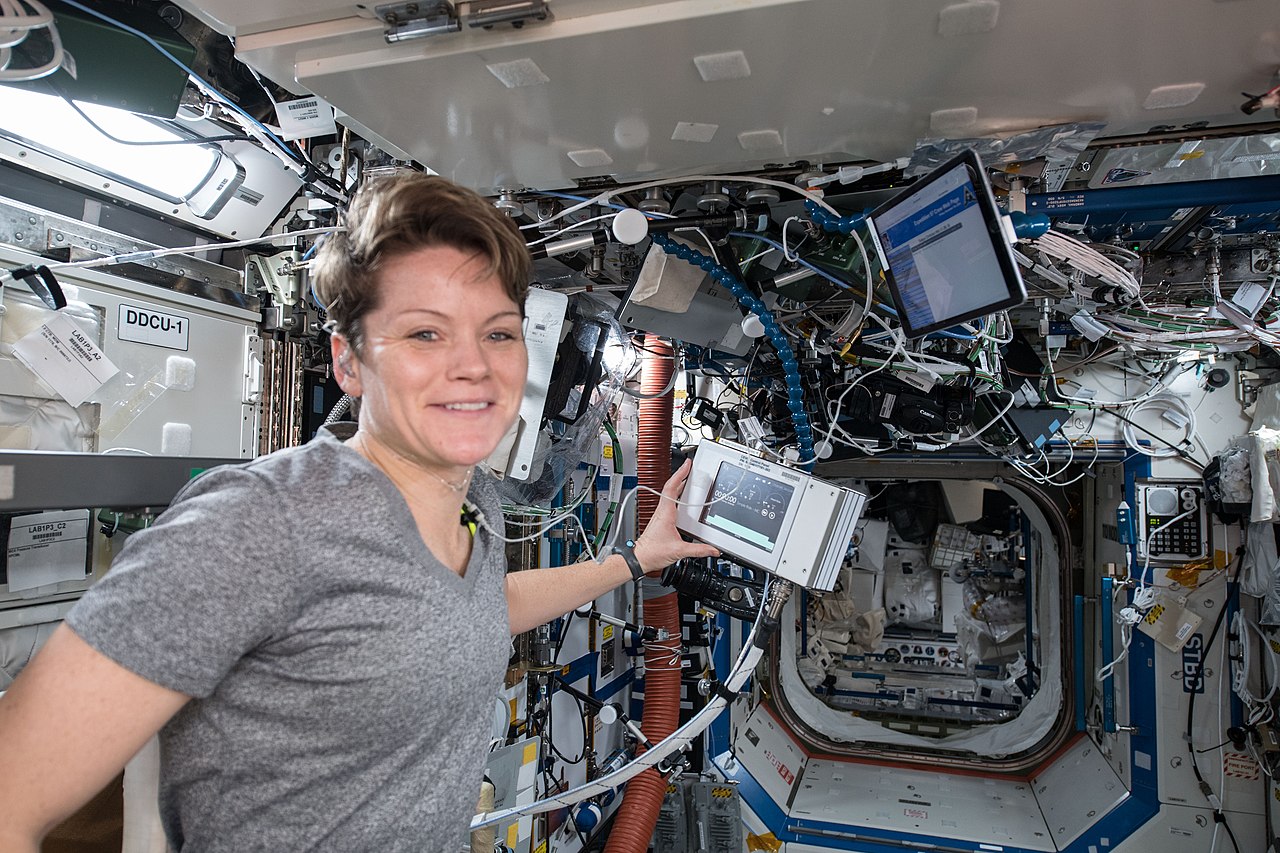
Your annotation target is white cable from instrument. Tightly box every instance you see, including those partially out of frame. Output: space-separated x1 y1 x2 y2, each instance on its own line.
1121 393 1198 459
470 607 771 829
1231 610 1278 724
1030 230 1140 299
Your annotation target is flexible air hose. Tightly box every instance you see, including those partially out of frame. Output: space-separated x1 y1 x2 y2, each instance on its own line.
322 393 353 425
651 236 815 469
804 199 866 234
634 336 674 527
605 338 681 853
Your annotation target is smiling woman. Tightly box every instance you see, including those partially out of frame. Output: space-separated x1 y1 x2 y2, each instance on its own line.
335 248 529 501
332 245 530 573
0 172 716 853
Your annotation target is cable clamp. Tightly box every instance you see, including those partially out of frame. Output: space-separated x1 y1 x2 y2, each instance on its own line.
656 751 689 779
703 679 739 704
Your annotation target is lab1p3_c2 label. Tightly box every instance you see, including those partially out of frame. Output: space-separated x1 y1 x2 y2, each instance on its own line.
117 304 190 351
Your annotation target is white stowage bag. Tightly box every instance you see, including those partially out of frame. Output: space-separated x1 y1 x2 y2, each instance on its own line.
882 541 938 628
1248 523 1280 624
0 290 100 452
1252 428 1280 523
0 395 93 451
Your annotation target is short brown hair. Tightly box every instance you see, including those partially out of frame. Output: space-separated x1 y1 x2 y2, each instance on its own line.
311 173 530 354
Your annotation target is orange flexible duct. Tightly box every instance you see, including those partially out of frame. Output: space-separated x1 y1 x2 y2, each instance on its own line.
605 338 680 853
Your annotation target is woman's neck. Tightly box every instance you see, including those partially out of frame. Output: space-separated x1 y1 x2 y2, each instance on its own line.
347 430 474 529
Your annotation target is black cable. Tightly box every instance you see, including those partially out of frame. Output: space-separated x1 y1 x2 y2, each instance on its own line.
1196 737 1235 754
544 688 587 765
1186 548 1245 853
49 84 250 147
1104 408 1208 469
544 624 589 767
552 611 574 665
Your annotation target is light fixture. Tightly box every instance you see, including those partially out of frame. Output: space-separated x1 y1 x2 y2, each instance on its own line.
0 84 241 215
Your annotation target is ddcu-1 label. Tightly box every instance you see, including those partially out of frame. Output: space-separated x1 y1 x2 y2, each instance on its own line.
118 304 190 351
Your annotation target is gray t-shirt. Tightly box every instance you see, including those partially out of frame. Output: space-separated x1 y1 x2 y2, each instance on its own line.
66 428 511 852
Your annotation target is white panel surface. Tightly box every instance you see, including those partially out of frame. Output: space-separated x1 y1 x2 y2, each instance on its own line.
1029 735 1128 848
736 705 807 809
193 0 1280 191
791 758 1054 850
1114 804 1268 853
0 247 258 459
1058 363 1255 481
1154 573 1266 818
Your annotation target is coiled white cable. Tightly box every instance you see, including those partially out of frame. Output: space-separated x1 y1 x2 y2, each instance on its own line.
1122 393 1197 459
0 0 63 82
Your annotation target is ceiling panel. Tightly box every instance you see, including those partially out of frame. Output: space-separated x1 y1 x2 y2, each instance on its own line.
191 0 1280 191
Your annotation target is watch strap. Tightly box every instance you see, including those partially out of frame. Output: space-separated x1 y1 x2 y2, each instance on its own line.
613 540 645 581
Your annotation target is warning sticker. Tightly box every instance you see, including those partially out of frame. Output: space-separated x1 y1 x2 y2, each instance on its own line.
1223 751 1260 780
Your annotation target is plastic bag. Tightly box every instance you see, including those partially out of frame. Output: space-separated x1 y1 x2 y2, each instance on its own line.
884 545 939 627
906 122 1105 178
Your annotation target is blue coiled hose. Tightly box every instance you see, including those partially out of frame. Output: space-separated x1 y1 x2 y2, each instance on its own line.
651 235 815 469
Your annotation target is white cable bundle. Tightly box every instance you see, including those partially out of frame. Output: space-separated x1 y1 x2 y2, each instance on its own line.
1229 611 1277 726
0 0 62 82
1121 394 1198 458
1031 230 1141 301
470 622 767 829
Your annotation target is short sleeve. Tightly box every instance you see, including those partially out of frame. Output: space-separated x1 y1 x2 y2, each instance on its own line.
65 465 300 698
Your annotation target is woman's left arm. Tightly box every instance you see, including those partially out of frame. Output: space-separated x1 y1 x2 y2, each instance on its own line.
504 459 719 635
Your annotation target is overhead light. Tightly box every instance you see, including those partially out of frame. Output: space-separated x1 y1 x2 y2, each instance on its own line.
0 84 241 214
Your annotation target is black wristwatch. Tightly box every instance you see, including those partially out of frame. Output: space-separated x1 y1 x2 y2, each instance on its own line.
612 539 646 581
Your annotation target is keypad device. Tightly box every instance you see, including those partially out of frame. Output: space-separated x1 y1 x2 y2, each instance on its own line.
1135 483 1209 563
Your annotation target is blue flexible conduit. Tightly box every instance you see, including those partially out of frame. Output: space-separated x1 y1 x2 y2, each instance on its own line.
651 235 815 469
804 200 866 234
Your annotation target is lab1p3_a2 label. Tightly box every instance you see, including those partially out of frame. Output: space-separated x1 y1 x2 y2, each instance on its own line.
117 304 190 351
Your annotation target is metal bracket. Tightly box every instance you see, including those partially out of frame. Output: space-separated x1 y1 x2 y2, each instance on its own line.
245 250 301 309
457 1 550 30
375 2 460 42
374 1 550 42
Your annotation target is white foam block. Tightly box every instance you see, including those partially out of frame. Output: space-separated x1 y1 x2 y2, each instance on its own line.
1143 83 1205 110
161 423 192 456
693 50 751 82
930 106 978 133
672 121 718 143
485 58 550 88
938 1 1000 37
164 355 196 392
567 148 613 167
738 129 783 151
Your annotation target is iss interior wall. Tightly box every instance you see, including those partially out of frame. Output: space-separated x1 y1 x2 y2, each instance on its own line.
0 246 260 459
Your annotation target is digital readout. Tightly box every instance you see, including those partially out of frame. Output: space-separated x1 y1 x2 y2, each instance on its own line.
699 462 794 552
